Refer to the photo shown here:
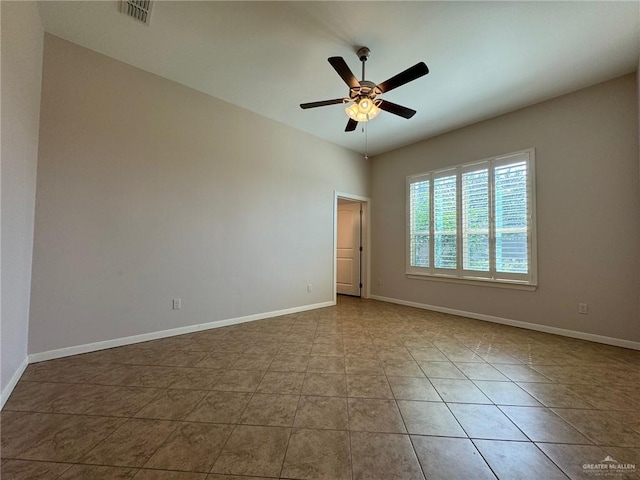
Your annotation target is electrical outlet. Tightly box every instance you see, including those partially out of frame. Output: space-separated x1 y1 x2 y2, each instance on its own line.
307 284 312 293
578 303 588 315
172 298 182 310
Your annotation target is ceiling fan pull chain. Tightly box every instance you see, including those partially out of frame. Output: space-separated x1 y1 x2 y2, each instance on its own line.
364 121 369 160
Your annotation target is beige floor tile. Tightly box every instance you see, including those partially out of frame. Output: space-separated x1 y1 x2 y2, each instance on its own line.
82 418 177 467
278 343 313 356
455 363 509 381
407 347 449 362
346 375 393 399
294 395 349 430
134 389 207 420
430 378 491 404
535 442 636 480
310 343 344 356
418 361 467 379
193 354 240 370
411 436 496 480
21 360 109 384
605 411 640 435
308 356 346 373
144 422 233 472
350 432 424 480
96 366 189 389
348 398 407 433
479 351 524 365
515 382 594 409
83 387 162 417
381 358 425 377
168 368 224 390
240 393 299 426
553 409 640 447
397 400 466 437
206 475 272 480
1 411 63 458
387 376 441 401
151 351 209 368
474 381 542 406
6 298 640 479
474 440 568 479
134 471 206 480
604 446 640 466
314 333 344 344
212 370 265 392
345 357 385 375
281 428 352 480
211 425 290 477
494 364 553 382
17 414 125 463
230 354 275 371
441 351 486 363
302 373 347 397
448 403 527 440
0 459 71 480
58 464 138 479
500 406 592 444
244 342 281 355
376 346 413 361
256 371 305 394
344 344 378 358
4 382 119 414
269 354 309 372
186 391 252 423
563 383 640 411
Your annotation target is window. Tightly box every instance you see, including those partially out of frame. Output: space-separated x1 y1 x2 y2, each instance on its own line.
407 149 536 286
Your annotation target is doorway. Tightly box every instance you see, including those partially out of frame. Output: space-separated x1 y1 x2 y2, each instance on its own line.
334 192 370 301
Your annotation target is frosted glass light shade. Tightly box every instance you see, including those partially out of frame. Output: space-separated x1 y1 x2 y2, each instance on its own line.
345 99 381 122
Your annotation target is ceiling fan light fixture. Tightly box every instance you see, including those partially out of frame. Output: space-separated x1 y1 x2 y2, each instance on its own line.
345 98 381 122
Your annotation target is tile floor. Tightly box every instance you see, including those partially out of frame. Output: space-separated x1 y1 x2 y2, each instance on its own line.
2 296 640 480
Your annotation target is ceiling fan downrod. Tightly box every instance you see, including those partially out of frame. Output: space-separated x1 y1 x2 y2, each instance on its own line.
357 46 370 81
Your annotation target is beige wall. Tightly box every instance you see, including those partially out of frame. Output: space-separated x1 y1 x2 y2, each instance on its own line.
371 74 640 343
1 2 44 398
29 35 369 354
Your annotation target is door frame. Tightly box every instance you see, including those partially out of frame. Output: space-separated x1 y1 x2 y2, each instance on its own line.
333 191 371 302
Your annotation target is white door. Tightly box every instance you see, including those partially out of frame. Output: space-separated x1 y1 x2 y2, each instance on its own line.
337 201 361 296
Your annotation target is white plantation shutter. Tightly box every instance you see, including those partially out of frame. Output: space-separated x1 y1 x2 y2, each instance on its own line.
409 176 430 267
407 149 536 286
433 173 457 270
494 156 530 276
462 166 490 272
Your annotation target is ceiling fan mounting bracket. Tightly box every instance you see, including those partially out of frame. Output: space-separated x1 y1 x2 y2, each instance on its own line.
356 47 371 63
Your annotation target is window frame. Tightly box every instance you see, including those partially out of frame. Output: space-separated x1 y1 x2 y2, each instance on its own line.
406 148 537 287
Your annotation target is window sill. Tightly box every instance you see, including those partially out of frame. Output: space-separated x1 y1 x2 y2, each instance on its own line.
406 273 538 291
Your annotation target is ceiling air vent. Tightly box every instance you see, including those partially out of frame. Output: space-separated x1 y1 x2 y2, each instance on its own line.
120 0 153 25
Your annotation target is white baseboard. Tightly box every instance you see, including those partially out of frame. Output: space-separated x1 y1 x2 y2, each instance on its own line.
29 300 335 364
1 356 29 409
370 295 640 351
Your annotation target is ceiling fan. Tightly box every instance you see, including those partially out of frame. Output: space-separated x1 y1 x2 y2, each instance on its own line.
300 47 429 132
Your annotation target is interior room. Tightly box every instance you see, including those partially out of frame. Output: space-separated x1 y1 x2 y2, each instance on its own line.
2 1 639 479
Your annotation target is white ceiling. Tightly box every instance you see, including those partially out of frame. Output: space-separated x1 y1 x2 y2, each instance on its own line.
38 1 639 156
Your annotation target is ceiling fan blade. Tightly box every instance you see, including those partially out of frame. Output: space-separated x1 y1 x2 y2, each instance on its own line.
328 57 360 89
378 100 417 119
376 62 429 94
345 118 358 132
300 98 347 109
